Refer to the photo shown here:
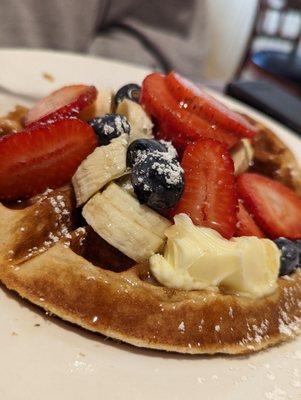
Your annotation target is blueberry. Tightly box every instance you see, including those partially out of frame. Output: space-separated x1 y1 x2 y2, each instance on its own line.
274 238 299 276
88 114 130 145
127 139 168 167
295 239 301 266
131 153 184 211
115 84 141 105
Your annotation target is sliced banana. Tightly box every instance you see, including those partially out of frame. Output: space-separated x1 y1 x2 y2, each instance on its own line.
72 134 128 206
82 188 166 262
102 183 171 239
116 99 153 142
80 89 114 120
231 139 254 176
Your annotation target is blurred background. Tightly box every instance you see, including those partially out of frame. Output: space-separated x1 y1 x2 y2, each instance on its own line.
0 0 300 130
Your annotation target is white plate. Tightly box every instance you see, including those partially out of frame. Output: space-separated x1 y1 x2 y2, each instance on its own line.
0 49 300 400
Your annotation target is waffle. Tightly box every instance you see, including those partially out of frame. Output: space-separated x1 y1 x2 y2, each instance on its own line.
0 117 300 355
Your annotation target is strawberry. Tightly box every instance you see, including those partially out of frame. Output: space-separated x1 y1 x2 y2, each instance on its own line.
172 139 237 239
237 173 301 239
235 202 264 238
25 85 97 126
140 73 239 152
165 72 257 139
0 118 97 200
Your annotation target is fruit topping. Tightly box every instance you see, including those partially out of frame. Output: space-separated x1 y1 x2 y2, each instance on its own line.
165 72 257 139
114 83 141 105
79 89 113 121
236 202 264 238
140 73 240 152
0 118 97 200
115 99 153 143
172 139 237 239
274 238 300 276
126 138 169 167
88 114 130 145
82 183 171 262
230 139 254 176
130 139 184 211
237 173 301 239
72 133 128 206
25 85 97 126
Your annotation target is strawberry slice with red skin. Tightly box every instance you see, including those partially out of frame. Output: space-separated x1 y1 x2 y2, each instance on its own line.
235 202 264 238
172 139 237 239
140 73 239 152
25 85 97 126
0 118 97 200
165 72 257 139
237 173 301 239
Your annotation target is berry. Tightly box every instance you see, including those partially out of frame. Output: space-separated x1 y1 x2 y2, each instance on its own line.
88 114 130 145
274 238 299 276
172 139 237 239
0 118 97 200
237 173 301 239
165 72 257 139
235 202 264 238
131 152 184 211
114 83 141 105
140 73 239 153
25 85 97 126
127 138 171 167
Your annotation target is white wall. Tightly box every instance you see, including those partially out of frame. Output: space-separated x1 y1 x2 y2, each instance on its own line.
204 0 258 84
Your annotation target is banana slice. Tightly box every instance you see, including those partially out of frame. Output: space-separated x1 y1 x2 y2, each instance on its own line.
80 89 114 120
102 183 171 239
116 99 153 142
231 139 254 176
72 134 128 206
83 189 166 262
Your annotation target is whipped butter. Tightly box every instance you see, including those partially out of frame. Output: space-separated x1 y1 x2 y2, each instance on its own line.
150 214 280 298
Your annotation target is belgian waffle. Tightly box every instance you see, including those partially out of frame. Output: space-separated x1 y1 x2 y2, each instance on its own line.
0 113 300 354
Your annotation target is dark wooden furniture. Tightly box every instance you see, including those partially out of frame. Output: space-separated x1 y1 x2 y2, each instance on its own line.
234 0 301 92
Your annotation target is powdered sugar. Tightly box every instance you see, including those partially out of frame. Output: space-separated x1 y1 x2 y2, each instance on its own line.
178 321 186 333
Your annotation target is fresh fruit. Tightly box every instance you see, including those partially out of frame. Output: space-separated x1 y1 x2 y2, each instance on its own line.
25 85 97 125
126 138 169 167
79 89 114 120
236 202 264 238
274 238 299 276
230 139 254 176
165 72 257 139
0 118 97 200
237 173 301 239
82 183 171 262
116 99 153 143
102 183 171 238
172 139 237 239
88 114 130 145
114 83 141 105
140 73 239 152
72 134 128 206
131 151 184 211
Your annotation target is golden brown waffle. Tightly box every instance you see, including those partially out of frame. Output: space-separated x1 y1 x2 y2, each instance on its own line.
0 120 300 355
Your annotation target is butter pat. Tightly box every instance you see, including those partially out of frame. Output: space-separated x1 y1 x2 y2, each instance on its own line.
150 214 280 298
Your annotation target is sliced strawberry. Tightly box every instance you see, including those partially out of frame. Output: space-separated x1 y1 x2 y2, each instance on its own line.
25 85 97 126
140 73 239 152
237 173 301 239
165 72 257 139
0 118 97 200
172 139 237 239
235 202 264 238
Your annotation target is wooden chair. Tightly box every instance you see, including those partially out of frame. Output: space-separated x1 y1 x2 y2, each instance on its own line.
234 0 301 92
